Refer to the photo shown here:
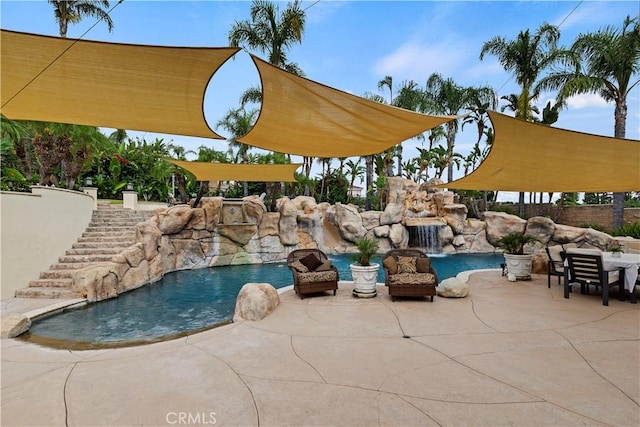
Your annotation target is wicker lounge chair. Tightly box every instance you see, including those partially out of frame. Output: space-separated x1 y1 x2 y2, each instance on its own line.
382 248 438 302
287 249 339 299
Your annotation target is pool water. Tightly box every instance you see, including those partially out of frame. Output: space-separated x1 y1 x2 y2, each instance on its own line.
27 253 502 346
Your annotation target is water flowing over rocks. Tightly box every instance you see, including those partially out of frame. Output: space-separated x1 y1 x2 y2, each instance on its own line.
65 180 638 303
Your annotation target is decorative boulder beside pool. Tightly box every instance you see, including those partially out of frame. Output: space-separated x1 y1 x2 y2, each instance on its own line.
233 283 280 322
436 277 469 298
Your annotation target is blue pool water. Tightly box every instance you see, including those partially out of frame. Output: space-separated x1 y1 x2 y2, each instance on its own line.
27 253 502 347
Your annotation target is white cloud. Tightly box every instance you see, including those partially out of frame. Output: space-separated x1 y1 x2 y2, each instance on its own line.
565 93 610 109
372 40 468 83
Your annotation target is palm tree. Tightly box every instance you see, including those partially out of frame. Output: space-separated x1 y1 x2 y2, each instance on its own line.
539 16 640 228
423 73 475 183
344 158 365 203
229 0 305 74
480 23 573 216
47 0 114 38
360 92 387 210
216 107 259 196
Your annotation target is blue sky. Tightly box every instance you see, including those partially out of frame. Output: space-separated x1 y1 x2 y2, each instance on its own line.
2 0 639 198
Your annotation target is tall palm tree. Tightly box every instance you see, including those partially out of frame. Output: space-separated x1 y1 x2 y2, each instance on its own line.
539 16 640 228
47 0 114 38
344 159 365 203
480 23 573 216
360 92 387 210
229 0 305 74
423 73 474 183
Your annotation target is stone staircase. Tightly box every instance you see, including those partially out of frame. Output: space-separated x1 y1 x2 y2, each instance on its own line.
15 203 154 299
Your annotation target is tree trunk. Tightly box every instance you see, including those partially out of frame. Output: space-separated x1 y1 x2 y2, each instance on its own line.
365 155 374 210
612 192 625 230
518 192 525 217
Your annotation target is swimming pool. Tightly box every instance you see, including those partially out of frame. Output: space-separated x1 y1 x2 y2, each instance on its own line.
25 253 502 347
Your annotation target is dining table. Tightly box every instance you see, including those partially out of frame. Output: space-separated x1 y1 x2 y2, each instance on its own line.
601 252 640 295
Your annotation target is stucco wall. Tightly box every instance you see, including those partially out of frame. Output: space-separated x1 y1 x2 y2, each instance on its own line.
0 186 94 299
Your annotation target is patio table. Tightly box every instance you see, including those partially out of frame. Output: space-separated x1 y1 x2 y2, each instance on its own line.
602 252 639 293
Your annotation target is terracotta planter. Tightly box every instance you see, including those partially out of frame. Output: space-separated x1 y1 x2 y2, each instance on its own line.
503 253 532 280
350 263 380 297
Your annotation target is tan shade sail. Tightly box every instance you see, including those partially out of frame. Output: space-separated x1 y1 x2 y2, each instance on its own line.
0 30 239 139
237 55 459 157
166 160 301 182
440 111 640 192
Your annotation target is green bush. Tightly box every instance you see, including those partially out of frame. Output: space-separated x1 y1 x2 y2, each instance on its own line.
612 221 640 239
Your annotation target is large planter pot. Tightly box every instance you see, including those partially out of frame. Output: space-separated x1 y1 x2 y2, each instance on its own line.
503 253 532 281
350 263 380 297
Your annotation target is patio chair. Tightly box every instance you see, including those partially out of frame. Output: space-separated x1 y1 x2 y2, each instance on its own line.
287 249 339 299
382 249 438 302
564 252 622 306
546 245 566 288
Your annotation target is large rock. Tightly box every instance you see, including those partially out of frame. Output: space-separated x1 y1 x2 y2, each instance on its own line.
380 202 404 225
583 228 613 250
1 314 31 338
389 223 409 248
436 277 469 298
292 195 318 214
525 216 555 245
333 203 366 242
387 177 419 205
552 224 586 243
136 222 162 260
196 197 223 231
233 283 280 322
277 197 298 246
360 211 382 230
156 205 194 234
484 211 527 246
242 195 267 224
442 204 468 233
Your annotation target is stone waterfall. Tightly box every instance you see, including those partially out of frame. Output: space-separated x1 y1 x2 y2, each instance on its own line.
408 224 444 254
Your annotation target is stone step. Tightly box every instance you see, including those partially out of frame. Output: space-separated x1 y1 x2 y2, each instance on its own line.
40 270 75 279
59 254 115 263
50 262 109 270
81 231 135 238
66 248 121 256
85 226 137 232
89 219 146 225
15 287 82 299
72 241 132 249
28 278 73 288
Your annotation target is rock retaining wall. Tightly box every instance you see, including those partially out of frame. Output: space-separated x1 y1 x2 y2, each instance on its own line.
73 178 639 302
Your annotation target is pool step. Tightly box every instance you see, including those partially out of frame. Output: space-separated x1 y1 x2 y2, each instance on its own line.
15 204 153 299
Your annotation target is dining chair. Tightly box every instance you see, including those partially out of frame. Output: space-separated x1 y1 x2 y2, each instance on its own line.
564 253 622 306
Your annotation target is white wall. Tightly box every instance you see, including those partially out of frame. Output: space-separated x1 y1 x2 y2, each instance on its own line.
0 186 94 299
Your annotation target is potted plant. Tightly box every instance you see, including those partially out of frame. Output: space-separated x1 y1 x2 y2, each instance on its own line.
350 236 380 297
496 231 537 280
607 241 624 258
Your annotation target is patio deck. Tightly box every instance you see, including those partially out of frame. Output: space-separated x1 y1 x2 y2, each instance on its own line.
2 270 639 426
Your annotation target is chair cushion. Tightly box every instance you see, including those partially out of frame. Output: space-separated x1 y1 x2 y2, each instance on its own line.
397 256 417 274
300 253 323 272
315 260 332 272
290 260 309 273
416 257 431 273
389 273 436 285
298 270 338 284
383 256 398 274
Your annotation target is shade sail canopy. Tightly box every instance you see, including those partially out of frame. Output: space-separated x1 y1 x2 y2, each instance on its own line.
166 160 301 182
237 55 459 157
0 30 239 139
440 111 640 192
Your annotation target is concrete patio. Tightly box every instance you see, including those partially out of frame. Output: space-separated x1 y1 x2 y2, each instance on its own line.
1 270 639 426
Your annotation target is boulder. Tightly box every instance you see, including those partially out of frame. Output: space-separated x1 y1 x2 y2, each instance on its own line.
258 212 280 238
195 197 223 230
387 177 419 205
583 228 613 250
438 225 455 247
1 314 31 338
436 277 469 298
360 211 381 230
380 202 404 225
442 204 469 233
278 198 298 246
242 195 267 224
373 225 390 238
156 205 194 234
552 224 586 244
525 217 555 245
333 203 366 242
389 223 409 248
292 195 318 214
233 283 280 322
136 222 162 260
531 252 548 275
484 211 527 246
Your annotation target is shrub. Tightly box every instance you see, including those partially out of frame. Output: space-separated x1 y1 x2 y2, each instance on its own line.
612 221 640 239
